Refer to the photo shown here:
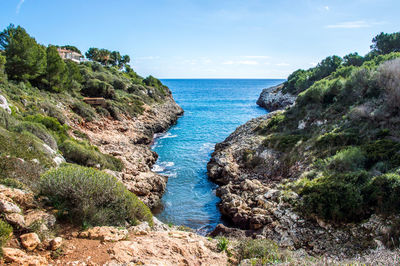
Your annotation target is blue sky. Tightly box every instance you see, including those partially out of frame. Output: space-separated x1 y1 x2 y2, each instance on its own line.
1 0 399 78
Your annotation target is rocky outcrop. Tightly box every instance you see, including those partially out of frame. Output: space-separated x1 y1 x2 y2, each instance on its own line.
71 96 183 208
2 247 48 265
50 219 227 265
256 84 296 111
0 94 12 114
207 113 398 257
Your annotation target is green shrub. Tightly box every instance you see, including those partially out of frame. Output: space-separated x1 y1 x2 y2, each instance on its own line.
299 176 364 222
12 121 57 150
325 147 366 172
0 219 12 251
367 173 400 214
0 156 45 190
263 133 304 152
216 237 229 252
362 140 400 169
72 129 89 140
237 239 284 264
82 78 115 99
0 178 25 189
71 101 97 122
40 165 153 227
256 112 285 134
315 131 359 148
59 139 123 171
0 108 17 129
40 102 67 125
112 79 127 91
0 127 53 166
95 106 110 117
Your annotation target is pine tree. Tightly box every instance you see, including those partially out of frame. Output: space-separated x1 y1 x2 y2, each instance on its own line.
3 25 46 81
46 45 67 92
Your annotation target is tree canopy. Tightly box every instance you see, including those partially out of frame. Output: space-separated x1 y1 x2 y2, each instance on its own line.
2 24 46 81
85 47 130 68
371 32 400 55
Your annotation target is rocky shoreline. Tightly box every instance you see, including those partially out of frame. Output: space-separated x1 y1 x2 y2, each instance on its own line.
207 85 398 257
256 83 296 111
70 95 183 209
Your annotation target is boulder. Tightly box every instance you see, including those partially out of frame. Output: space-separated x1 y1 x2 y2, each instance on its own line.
20 232 41 251
256 84 296 111
0 185 35 208
2 248 47 265
0 95 11 114
49 237 63 250
79 226 129 242
5 213 25 228
0 199 21 213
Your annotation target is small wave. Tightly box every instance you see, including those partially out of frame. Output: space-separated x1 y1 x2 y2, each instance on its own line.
152 161 175 173
152 164 165 172
162 161 175 167
164 172 177 178
199 142 215 153
159 132 178 139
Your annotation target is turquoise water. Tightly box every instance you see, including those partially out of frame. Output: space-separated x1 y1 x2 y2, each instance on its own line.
152 79 284 233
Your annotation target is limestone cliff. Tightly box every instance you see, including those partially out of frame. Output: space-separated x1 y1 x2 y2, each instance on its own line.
70 95 183 209
208 55 400 257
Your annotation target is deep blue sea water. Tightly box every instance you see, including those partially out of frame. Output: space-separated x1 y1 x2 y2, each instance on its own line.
152 79 284 233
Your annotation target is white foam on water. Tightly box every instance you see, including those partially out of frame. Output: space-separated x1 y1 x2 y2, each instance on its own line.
152 164 165 172
162 161 175 167
199 142 214 153
159 132 178 139
164 172 177 178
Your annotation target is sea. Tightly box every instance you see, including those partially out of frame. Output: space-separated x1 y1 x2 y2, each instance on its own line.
152 79 284 234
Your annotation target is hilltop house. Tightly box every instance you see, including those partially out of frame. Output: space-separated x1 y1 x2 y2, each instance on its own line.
57 48 82 63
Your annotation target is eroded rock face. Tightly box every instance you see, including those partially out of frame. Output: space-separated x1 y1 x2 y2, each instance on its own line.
72 97 183 209
207 111 399 257
107 231 227 265
256 84 296 111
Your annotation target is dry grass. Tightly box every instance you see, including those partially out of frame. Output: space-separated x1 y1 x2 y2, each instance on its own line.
378 58 400 113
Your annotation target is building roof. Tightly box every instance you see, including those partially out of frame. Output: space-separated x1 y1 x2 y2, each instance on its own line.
57 48 82 56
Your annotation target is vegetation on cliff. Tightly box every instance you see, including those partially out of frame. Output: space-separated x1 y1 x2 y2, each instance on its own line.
255 31 400 223
0 24 174 232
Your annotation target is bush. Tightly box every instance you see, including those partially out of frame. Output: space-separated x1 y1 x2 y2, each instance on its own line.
71 101 97 122
237 239 284 264
59 139 123 171
40 102 67 125
40 165 153 227
0 156 45 190
217 237 229 252
362 140 400 169
263 133 304 152
24 114 68 136
82 78 115 99
299 176 364 222
367 173 400 214
112 79 127 91
325 147 366 172
0 219 12 251
12 121 57 150
0 108 17 129
256 111 285 134
0 178 25 189
315 131 359 149
0 127 53 166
